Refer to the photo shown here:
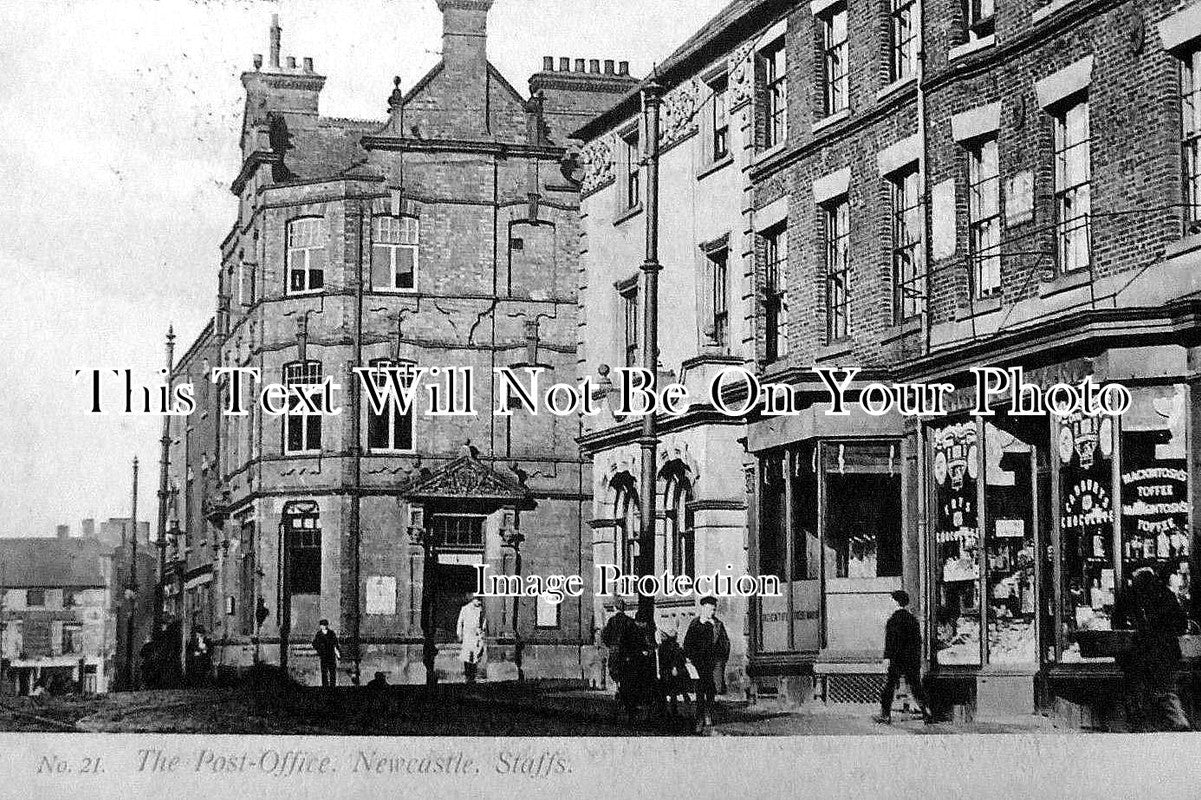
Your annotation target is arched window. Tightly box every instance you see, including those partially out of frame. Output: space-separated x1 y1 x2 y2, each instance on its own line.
663 463 695 579
286 217 327 294
372 215 419 291
611 473 639 575
282 501 321 596
283 360 323 454
365 358 416 452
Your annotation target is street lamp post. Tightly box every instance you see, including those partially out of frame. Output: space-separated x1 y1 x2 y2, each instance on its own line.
154 326 176 634
636 79 663 624
406 506 441 687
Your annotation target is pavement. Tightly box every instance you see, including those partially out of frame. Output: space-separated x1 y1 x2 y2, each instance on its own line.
0 679 1079 736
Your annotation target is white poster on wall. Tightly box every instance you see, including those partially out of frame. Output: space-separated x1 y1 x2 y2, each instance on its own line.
366 575 396 615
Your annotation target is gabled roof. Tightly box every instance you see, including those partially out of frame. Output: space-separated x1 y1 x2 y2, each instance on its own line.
0 538 109 589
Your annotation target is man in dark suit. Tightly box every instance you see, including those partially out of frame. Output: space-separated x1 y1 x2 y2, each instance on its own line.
683 596 730 734
312 619 341 688
875 590 930 723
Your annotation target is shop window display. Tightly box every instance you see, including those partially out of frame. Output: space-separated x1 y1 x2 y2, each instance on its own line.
1120 385 1190 608
1057 410 1116 663
821 442 902 580
932 421 981 665
983 415 1044 665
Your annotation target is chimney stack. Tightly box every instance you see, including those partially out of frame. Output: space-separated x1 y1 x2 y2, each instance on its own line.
56 525 69 539
437 0 494 74
269 14 281 68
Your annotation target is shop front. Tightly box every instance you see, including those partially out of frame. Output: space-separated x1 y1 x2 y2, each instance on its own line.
923 356 1198 726
747 407 918 706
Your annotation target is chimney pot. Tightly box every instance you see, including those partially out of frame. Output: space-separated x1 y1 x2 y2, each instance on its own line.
253 53 263 70
574 58 585 72
604 59 615 74
303 56 313 73
618 61 630 76
286 56 297 69
543 56 554 71
56 525 69 539
589 59 600 73
559 57 570 71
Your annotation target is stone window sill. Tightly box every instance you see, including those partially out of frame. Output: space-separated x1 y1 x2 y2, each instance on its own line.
965 294 1002 316
614 204 643 226
697 153 734 182
883 317 922 344
754 141 789 166
948 33 996 62
1032 0 1082 24
811 108 852 136
1039 267 1091 298
1163 232 1201 261
876 75 916 103
815 340 855 363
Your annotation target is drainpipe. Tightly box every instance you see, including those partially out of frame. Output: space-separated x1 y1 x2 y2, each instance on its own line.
917 0 932 357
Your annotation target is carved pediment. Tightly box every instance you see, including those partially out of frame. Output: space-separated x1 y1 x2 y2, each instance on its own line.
403 455 530 501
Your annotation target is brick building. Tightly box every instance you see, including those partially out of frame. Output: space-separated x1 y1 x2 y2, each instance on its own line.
161 320 220 661
0 528 131 695
165 0 635 685
576 0 1201 726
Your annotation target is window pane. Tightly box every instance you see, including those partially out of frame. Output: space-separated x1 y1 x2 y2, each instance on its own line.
395 247 416 289
1058 411 1116 663
1119 385 1190 610
822 442 903 579
932 421 982 665
371 245 392 288
759 455 787 582
983 415 1040 664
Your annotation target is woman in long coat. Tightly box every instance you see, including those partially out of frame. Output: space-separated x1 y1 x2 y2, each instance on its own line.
456 595 487 683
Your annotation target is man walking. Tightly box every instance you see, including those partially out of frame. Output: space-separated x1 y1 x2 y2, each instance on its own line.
185 625 212 687
456 595 487 683
312 619 341 688
1114 566 1192 731
875 590 930 724
683 596 730 734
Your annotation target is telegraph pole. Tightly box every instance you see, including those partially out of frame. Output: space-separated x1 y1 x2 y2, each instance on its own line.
637 79 663 624
154 326 176 633
123 456 140 691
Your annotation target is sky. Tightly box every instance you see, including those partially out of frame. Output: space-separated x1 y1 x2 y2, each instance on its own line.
0 0 730 538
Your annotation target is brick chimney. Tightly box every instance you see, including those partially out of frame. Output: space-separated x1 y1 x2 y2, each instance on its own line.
530 56 640 144
437 0 493 75
56 525 69 539
239 15 326 163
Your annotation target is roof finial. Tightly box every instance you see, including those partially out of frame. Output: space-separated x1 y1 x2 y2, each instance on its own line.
389 75 403 115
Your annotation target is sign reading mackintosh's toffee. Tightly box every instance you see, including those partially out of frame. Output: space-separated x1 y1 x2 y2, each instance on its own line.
1120 467 1190 560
